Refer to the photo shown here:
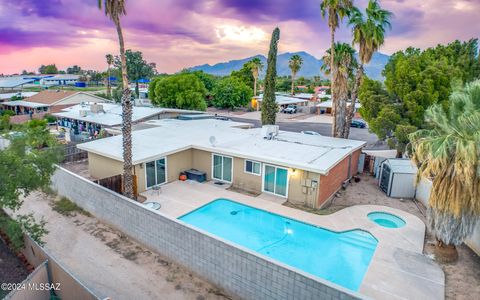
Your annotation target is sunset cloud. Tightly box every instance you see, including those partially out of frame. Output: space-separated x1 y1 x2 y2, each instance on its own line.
0 0 478 74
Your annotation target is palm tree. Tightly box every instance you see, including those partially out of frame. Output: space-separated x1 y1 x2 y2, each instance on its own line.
321 0 353 137
288 54 303 95
105 54 114 98
98 0 134 199
248 57 264 97
321 43 357 138
409 80 480 262
344 0 392 138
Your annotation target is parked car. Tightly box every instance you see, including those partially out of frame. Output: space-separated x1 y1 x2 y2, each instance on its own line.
301 131 321 136
350 119 366 128
282 105 297 114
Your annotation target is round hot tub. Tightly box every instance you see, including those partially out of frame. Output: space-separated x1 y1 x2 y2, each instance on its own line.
368 212 405 228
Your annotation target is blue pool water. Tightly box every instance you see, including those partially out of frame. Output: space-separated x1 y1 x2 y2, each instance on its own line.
179 199 378 291
368 212 406 228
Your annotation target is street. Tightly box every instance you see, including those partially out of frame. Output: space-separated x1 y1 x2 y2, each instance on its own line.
228 116 388 150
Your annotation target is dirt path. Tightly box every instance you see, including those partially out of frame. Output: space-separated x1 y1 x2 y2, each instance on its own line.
16 192 230 300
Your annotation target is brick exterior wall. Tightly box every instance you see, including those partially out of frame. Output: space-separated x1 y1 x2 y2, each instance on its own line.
51 166 364 300
317 149 362 207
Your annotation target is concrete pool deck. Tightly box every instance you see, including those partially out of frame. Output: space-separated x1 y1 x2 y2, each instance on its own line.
142 180 445 299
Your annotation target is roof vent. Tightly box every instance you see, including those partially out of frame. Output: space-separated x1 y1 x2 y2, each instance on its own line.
261 125 279 140
209 136 217 147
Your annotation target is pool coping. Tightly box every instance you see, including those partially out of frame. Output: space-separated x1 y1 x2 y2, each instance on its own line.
143 181 445 299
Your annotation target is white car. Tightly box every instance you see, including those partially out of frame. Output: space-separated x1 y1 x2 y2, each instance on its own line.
301 131 321 136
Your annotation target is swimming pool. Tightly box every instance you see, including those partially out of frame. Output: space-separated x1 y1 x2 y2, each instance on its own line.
368 212 406 228
179 199 377 291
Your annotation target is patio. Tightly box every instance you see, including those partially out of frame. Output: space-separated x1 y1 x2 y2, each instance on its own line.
141 180 445 299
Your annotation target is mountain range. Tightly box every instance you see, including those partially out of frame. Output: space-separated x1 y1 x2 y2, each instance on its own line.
188 51 390 81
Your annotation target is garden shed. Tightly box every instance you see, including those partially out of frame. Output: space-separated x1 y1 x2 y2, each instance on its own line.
379 159 417 198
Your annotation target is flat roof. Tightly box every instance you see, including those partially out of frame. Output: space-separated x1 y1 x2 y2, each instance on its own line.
316 100 361 109
0 78 35 88
257 95 309 105
385 159 418 174
2 100 49 108
53 103 201 126
0 92 38 100
78 119 365 175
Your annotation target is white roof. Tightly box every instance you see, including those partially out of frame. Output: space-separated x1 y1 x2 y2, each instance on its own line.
0 92 38 100
316 100 361 109
257 94 308 105
0 78 35 88
384 159 418 174
2 100 49 108
53 103 198 127
363 149 398 158
43 75 80 81
78 119 365 175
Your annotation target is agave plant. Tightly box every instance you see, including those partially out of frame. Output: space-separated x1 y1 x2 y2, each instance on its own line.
409 80 480 262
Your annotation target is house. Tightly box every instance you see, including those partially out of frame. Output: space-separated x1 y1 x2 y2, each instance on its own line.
1 90 106 123
40 75 80 86
77 119 364 208
53 102 203 141
316 100 361 117
252 94 309 111
0 92 38 103
0 77 35 90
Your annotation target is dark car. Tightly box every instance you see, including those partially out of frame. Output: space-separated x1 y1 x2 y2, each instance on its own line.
350 119 366 128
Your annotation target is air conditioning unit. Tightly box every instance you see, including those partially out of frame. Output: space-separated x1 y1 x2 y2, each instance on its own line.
261 125 279 139
79 110 89 117
90 104 104 113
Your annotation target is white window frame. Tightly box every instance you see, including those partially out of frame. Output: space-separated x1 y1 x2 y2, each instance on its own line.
244 159 261 176
261 164 289 198
144 157 168 190
211 153 233 183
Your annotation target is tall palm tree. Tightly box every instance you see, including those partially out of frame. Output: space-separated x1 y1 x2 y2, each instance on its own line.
344 0 392 138
98 0 134 199
321 43 357 138
321 0 353 137
288 54 303 95
248 57 264 97
409 80 480 262
105 53 114 98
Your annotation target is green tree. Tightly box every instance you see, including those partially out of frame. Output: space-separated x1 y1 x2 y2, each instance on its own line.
359 40 480 154
321 0 353 136
409 80 480 262
66 65 82 74
106 54 114 98
261 28 280 125
190 71 218 95
39 64 58 74
231 62 255 89
288 54 303 95
115 50 156 98
321 43 357 137
152 74 207 111
98 0 134 199
247 58 264 96
212 77 253 110
344 0 392 138
0 120 61 248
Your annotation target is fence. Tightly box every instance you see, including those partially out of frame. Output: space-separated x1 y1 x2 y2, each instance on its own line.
94 174 138 198
5 235 99 300
62 143 88 163
51 166 364 300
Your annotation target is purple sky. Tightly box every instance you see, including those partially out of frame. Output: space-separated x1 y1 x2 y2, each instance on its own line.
0 0 479 74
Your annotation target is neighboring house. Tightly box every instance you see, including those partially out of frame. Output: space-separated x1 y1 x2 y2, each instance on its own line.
0 92 38 104
78 119 364 208
1 90 106 123
252 94 308 111
316 100 361 117
54 102 203 141
0 77 35 90
41 75 80 86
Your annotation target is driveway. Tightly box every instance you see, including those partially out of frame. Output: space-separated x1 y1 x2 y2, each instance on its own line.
16 192 229 300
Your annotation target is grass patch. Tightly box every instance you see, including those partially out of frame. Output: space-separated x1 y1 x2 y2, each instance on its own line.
52 197 91 217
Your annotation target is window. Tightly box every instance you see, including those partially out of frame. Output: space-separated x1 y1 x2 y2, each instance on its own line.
244 160 261 175
263 165 288 197
145 158 166 188
212 154 233 182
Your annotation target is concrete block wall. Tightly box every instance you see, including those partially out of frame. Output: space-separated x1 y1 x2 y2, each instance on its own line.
51 166 364 300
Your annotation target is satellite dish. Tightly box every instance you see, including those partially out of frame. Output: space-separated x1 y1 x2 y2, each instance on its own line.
209 136 217 147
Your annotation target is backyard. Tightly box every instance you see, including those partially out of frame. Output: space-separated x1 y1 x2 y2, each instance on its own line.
0 238 29 298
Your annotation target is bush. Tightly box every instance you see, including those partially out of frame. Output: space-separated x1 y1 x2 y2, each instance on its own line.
44 114 56 123
52 197 90 217
212 77 253 110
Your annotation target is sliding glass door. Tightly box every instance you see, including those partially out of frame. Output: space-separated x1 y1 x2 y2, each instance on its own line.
263 165 288 197
146 158 166 188
213 154 232 182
